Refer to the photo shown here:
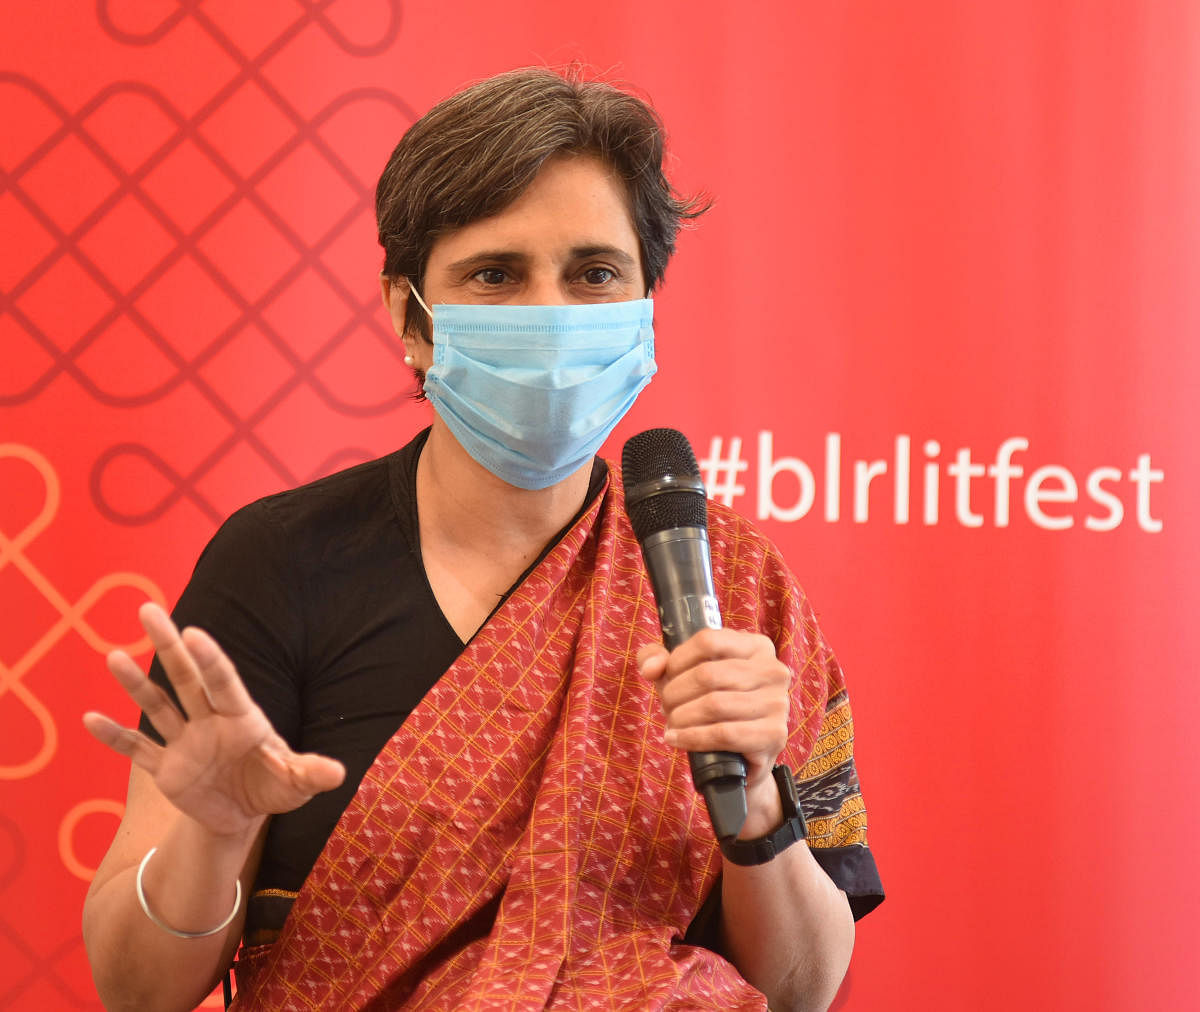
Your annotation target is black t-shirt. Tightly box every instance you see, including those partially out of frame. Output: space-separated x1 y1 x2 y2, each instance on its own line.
140 428 609 942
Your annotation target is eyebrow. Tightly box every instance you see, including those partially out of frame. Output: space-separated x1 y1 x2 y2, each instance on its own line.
443 245 639 275
570 245 639 269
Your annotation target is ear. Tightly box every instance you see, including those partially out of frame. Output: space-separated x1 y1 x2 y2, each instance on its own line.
380 274 410 337
381 275 431 376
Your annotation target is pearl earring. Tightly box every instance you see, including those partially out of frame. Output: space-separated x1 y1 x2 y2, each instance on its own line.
404 354 415 366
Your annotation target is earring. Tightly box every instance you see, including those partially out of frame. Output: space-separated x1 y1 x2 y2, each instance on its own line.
404 354 415 366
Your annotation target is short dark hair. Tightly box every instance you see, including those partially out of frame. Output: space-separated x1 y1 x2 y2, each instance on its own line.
375 66 708 341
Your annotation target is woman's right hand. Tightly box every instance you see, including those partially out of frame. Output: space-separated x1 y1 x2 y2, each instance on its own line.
83 601 345 839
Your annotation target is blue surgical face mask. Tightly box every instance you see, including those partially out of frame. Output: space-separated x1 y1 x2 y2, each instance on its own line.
409 288 656 490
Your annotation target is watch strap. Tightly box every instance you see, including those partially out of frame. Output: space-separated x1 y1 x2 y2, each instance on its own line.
718 764 808 867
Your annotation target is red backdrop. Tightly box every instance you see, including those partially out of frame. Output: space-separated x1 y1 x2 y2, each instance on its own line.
2 2 1197 1009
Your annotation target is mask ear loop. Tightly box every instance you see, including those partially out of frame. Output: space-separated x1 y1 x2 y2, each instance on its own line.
408 282 433 318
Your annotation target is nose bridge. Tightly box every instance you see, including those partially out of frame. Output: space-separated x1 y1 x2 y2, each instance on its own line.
519 252 573 305
524 269 568 306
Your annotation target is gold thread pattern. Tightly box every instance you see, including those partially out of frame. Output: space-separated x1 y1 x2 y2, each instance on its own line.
228 474 875 1009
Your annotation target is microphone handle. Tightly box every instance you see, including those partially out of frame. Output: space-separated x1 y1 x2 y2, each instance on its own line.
642 528 748 841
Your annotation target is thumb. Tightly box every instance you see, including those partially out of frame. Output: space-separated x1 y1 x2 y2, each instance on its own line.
260 745 345 798
288 753 346 795
636 642 669 682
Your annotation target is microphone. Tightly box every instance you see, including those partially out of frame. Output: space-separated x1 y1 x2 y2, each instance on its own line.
621 428 748 842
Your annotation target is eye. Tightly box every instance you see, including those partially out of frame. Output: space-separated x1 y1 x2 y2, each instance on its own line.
581 267 615 286
472 267 509 286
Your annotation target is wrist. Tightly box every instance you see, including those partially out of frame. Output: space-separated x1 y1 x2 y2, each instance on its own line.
720 765 808 867
737 770 785 840
179 811 266 853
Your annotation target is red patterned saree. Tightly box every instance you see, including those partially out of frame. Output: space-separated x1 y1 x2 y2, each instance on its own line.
231 471 858 1010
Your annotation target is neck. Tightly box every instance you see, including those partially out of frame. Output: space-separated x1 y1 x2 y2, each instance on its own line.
416 419 594 560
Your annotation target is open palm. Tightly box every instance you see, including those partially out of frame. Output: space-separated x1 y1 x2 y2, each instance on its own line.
83 602 344 838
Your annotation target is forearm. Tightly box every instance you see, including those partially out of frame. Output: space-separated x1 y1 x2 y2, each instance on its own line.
718 779 854 1012
83 812 264 1012
636 632 856 1006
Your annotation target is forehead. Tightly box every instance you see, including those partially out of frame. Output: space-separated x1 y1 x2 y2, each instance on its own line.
426 154 641 270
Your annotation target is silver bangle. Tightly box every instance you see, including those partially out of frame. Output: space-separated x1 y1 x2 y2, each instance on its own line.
135 846 242 939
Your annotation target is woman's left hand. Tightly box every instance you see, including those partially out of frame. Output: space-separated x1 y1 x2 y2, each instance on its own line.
636 628 792 836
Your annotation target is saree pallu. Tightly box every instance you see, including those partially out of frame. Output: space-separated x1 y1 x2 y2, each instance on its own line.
232 470 849 1010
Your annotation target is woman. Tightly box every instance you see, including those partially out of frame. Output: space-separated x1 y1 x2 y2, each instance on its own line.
82 67 880 1012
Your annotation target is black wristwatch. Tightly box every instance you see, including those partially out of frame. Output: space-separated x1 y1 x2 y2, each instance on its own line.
718 764 808 866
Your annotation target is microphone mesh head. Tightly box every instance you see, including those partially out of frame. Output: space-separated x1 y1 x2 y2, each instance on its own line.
621 428 707 539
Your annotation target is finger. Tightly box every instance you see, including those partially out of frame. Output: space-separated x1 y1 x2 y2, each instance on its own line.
666 687 790 736
663 715 788 757
658 655 791 711
663 628 777 678
288 753 346 795
106 649 187 742
138 601 214 719
257 746 346 804
81 712 164 776
637 642 668 665
636 643 669 682
181 626 255 717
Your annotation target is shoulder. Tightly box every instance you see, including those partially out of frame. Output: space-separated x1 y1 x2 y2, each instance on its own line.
705 499 794 583
196 449 409 578
703 500 827 647
254 453 397 529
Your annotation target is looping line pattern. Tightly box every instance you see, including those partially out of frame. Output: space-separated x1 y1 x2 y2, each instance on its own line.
1 6 413 1009
58 798 125 882
4 0 415 524
96 0 191 46
3 73 414 410
0 444 166 780
98 0 403 55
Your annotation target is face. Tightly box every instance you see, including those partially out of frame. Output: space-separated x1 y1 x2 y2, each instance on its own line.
383 153 645 370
